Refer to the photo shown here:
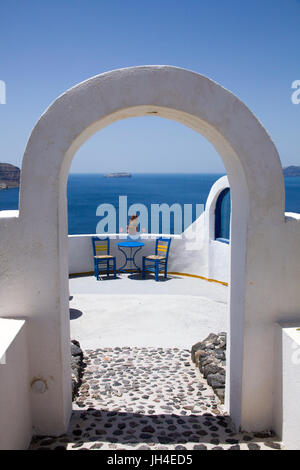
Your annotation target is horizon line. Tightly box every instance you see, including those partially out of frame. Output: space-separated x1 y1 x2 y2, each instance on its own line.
69 171 227 175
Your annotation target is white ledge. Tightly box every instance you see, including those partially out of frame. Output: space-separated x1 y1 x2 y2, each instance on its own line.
68 233 182 239
0 210 19 219
0 318 25 360
285 212 300 221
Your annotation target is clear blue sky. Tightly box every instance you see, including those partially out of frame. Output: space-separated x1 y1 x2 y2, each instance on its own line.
0 0 299 173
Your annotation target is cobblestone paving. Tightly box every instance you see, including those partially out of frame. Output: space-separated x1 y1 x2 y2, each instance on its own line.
30 348 282 450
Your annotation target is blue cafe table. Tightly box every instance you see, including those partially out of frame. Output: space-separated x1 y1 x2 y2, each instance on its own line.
117 240 145 273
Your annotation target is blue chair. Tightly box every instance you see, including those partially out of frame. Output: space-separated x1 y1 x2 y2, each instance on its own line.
91 237 116 280
142 237 171 281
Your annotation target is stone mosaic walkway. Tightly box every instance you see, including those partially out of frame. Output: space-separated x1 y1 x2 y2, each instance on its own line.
30 348 282 450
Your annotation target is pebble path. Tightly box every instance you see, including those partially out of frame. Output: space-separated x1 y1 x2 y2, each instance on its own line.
30 347 282 450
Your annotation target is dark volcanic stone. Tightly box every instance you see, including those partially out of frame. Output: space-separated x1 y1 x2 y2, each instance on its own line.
72 442 84 448
158 436 173 444
247 443 261 450
141 425 155 433
191 333 227 400
194 444 207 450
211 439 220 445
264 441 281 450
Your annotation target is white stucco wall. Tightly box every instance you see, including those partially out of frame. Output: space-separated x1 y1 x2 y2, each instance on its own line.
0 319 31 450
0 66 299 444
209 240 230 282
274 322 300 450
167 176 230 283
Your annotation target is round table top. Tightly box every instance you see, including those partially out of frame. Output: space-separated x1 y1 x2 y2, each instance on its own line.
117 240 145 248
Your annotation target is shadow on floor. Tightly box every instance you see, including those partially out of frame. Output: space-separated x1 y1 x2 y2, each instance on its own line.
128 273 173 282
95 275 122 282
29 408 278 450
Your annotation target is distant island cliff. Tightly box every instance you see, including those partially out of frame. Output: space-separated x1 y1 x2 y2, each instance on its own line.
0 163 20 189
283 166 300 177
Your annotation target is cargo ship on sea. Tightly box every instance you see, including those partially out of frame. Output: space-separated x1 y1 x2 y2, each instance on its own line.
104 172 132 178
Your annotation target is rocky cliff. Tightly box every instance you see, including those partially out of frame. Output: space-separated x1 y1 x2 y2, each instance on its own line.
0 163 20 188
283 166 300 177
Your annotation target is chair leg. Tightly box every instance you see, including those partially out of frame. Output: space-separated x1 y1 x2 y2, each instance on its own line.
142 257 145 279
113 258 116 278
95 262 99 281
164 263 167 278
106 260 109 278
155 261 159 282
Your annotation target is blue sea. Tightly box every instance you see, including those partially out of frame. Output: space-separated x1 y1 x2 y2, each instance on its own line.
1 173 300 234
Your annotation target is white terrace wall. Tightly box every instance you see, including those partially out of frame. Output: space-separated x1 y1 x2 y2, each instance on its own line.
0 67 300 449
274 321 300 450
0 319 31 450
69 234 180 276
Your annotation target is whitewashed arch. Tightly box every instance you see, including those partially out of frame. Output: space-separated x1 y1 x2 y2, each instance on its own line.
7 66 286 434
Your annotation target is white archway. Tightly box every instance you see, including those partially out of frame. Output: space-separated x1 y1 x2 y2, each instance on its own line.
2 66 286 435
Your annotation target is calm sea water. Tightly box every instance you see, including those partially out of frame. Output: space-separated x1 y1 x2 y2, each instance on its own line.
1 173 300 234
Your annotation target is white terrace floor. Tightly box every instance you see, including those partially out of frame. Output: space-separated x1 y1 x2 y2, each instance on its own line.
69 273 229 349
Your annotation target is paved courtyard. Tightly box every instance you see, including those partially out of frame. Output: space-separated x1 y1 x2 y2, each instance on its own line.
30 347 282 450
29 275 282 450
69 274 228 349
